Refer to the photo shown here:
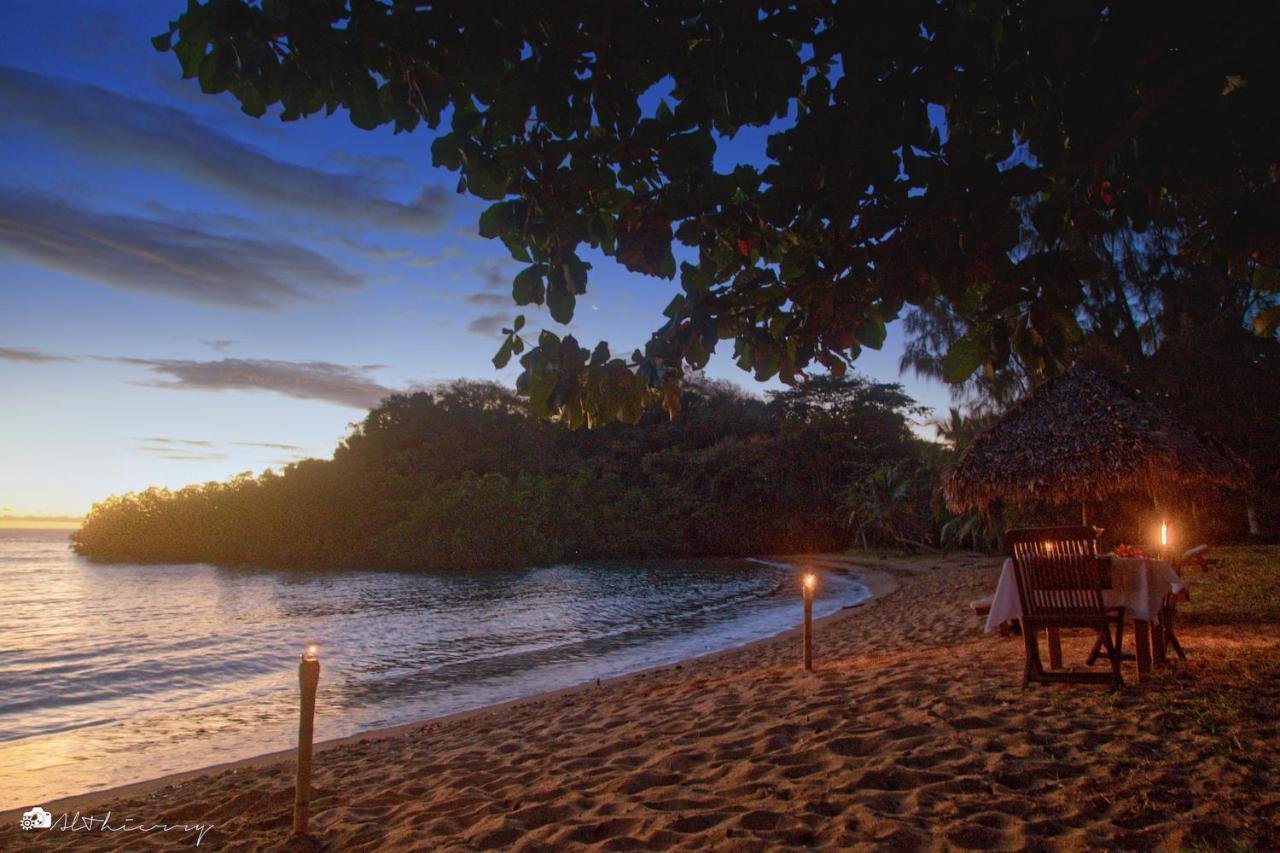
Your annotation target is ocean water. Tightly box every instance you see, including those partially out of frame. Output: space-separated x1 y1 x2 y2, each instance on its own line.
0 529 868 810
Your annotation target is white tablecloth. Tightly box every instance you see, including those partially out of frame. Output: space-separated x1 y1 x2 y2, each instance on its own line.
984 557 1184 633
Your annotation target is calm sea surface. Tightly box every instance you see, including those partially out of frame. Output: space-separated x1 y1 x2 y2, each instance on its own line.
0 529 868 810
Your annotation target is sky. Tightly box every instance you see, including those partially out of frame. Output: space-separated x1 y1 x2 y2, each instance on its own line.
0 0 952 520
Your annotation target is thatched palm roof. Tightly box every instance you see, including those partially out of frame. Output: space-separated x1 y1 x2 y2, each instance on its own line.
944 367 1250 512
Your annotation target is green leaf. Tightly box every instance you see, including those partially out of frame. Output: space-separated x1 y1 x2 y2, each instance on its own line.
656 251 676 280
430 135 463 171
465 156 509 200
590 341 610 366
680 261 713 293
151 32 172 52
173 39 204 79
501 232 532 262
1253 266 1280 294
942 329 988 383
347 75 384 130
562 254 591 293
537 330 561 357
1031 195 1068 245
492 337 515 369
524 368 559 418
1253 306 1280 338
512 314 526 332
658 130 715 180
512 265 545 305
237 84 267 118
478 202 512 239
198 45 231 93
780 250 808 282
855 316 887 350
547 280 576 324
617 376 646 424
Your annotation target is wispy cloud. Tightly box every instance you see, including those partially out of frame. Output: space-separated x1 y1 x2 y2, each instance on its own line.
231 441 306 452
323 150 413 177
0 66 451 232
475 259 512 290
130 435 311 462
0 190 365 309
328 235 413 261
0 514 83 523
466 314 511 336
201 339 236 353
133 443 229 462
407 246 467 269
465 292 510 306
108 356 393 408
4 342 398 409
0 346 76 363
136 437 215 447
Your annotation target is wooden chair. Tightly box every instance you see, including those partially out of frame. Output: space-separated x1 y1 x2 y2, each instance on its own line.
1007 526 1125 689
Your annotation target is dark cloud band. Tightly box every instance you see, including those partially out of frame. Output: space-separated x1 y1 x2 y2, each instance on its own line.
0 346 76 363
466 314 511 336
0 190 364 309
0 66 451 233
109 356 393 409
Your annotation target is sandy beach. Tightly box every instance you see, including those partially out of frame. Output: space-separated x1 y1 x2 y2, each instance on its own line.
4 552 1278 851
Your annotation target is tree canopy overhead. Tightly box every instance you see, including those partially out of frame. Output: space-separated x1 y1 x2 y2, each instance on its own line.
155 0 1280 425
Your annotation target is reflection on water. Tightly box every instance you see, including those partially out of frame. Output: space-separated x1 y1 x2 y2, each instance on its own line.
0 529 867 809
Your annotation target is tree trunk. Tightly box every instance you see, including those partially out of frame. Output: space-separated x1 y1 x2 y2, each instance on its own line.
988 499 1006 555
895 536 942 554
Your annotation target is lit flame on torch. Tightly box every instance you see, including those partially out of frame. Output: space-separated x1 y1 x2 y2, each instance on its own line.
803 573 816 591
1160 521 1168 549
304 644 319 661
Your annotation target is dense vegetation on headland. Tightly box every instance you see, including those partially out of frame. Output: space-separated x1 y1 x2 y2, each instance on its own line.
73 376 948 570
74 346 1276 570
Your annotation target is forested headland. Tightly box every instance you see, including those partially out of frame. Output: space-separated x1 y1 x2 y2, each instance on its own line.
72 376 948 570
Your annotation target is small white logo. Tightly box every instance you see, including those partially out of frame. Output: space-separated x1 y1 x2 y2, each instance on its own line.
20 807 52 831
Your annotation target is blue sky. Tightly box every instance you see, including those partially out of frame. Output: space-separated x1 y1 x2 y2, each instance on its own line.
0 0 951 518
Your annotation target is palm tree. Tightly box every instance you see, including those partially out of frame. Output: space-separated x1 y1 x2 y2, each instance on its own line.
845 462 934 551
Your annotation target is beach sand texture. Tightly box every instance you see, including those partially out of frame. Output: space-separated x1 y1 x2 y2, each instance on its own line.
3 554 1278 851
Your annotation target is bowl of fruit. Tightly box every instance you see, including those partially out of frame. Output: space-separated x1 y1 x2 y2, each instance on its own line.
1114 544 1146 558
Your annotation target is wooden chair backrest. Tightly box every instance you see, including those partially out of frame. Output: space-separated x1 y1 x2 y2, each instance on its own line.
1006 526 1107 619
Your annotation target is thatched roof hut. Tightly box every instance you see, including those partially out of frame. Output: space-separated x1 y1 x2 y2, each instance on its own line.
943 367 1250 513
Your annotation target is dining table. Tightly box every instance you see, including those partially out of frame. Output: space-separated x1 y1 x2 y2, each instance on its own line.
984 555 1186 681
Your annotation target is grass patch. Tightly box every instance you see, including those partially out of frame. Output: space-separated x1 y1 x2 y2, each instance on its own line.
1173 545 1280 625
842 546 924 560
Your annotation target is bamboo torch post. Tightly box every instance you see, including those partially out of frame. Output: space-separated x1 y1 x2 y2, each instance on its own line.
293 644 320 837
802 574 815 671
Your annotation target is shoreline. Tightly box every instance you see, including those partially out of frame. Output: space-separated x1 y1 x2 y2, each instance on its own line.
0 554 900 822
6 550 1270 850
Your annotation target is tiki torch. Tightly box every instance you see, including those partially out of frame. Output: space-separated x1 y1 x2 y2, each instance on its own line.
293 644 320 836
802 574 816 671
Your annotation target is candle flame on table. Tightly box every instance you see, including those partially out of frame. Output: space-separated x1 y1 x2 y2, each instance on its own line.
1160 521 1168 548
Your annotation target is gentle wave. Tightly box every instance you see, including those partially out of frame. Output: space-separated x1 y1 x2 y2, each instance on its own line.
0 529 868 808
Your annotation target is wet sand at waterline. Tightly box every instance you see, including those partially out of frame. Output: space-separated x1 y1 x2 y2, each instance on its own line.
0 531 872 809
4 554 1278 851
